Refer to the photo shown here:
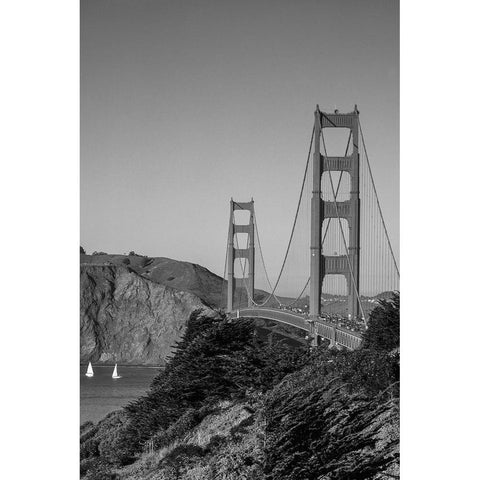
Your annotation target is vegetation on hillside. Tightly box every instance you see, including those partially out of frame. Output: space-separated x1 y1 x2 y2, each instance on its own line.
80 293 400 479
363 291 399 352
263 347 399 480
263 293 400 480
81 310 309 475
114 312 308 464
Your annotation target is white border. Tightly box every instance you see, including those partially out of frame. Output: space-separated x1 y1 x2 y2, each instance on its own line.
0 1 79 478
401 1 480 478
1 0 480 478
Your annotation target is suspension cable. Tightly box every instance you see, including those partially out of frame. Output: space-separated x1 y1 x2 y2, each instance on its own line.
220 225 229 309
284 277 310 307
249 123 315 306
252 212 282 306
359 120 400 279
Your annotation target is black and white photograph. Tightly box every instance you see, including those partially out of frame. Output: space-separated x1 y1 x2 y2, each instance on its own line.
79 1 399 478
3 1 480 479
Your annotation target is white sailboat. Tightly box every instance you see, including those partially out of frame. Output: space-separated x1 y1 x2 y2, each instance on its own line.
112 363 121 379
85 362 94 377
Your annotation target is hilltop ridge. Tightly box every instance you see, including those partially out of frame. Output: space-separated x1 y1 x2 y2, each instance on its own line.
81 253 226 308
81 253 279 308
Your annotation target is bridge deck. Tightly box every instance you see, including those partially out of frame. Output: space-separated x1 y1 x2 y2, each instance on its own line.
229 307 363 350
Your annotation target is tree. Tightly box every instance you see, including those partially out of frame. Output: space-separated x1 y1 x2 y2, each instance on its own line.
264 376 399 480
363 292 399 352
114 311 308 462
80 246 86 254
263 345 399 480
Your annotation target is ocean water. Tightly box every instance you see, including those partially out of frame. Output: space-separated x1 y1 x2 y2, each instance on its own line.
80 365 160 425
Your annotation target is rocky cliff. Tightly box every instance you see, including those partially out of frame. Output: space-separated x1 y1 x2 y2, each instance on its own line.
80 264 216 366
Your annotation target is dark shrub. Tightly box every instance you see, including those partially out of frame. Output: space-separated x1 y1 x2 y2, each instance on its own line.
363 292 399 352
164 444 205 462
264 376 399 480
151 408 210 450
332 349 399 396
261 327 400 480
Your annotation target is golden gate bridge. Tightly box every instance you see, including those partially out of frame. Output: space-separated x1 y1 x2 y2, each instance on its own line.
221 105 399 349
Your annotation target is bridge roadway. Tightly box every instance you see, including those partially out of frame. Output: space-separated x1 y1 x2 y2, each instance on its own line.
229 307 363 350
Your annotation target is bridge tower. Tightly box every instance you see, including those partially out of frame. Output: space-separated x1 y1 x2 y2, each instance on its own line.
227 199 255 312
310 106 361 320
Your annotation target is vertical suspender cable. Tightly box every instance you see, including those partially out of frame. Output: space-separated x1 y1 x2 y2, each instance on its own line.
359 120 400 279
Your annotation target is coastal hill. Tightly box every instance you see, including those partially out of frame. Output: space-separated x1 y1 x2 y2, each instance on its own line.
80 253 301 366
81 253 277 308
81 253 227 308
80 260 219 366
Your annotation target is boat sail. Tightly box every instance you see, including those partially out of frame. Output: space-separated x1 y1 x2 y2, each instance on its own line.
85 362 94 377
112 363 121 379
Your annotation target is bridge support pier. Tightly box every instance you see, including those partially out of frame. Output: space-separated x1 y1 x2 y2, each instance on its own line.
308 321 318 348
309 106 361 321
227 199 255 312
329 325 337 349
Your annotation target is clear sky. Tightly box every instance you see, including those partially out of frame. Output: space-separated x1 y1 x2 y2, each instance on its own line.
81 0 399 285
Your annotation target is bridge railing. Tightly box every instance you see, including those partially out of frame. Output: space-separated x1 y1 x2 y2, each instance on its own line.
330 326 363 350
316 322 335 340
232 307 363 350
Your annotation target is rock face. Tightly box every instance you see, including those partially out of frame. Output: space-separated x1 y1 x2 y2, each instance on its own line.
80 264 216 366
